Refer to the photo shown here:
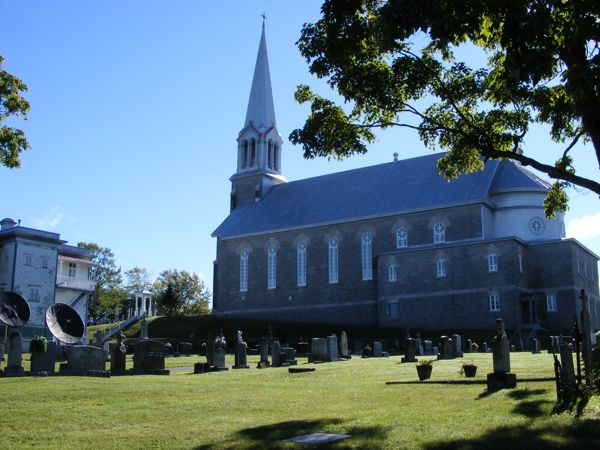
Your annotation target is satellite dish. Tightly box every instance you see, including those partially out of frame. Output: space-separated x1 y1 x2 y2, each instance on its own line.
0 291 30 327
45 303 84 344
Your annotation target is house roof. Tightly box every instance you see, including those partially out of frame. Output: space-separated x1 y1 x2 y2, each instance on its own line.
213 153 549 238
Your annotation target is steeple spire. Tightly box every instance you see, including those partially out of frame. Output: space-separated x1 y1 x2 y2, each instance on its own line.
244 20 276 130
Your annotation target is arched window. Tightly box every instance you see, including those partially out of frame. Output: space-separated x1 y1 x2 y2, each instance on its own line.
362 232 373 280
240 250 249 292
267 247 277 289
242 141 249 168
433 223 446 243
396 227 408 248
328 237 339 284
297 241 307 287
268 140 274 169
274 143 279 171
250 140 256 167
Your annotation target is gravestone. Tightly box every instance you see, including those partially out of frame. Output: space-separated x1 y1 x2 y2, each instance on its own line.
62 345 108 376
452 334 463 357
401 338 417 363
207 333 215 367
510 344 516 352
339 331 350 359
466 339 472 353
487 318 517 389
4 331 24 376
281 347 297 365
257 338 270 368
432 346 439 356
559 342 576 392
94 330 104 347
140 318 148 339
164 342 173 357
296 341 309 354
531 338 541 354
353 341 364 355
423 340 433 354
361 344 373 358
30 341 58 374
133 340 169 375
272 340 281 367
110 332 127 374
214 332 227 370
180 342 192 356
310 338 328 363
438 336 454 360
233 335 249 369
326 335 339 362
482 342 489 353
373 341 383 358
415 333 423 355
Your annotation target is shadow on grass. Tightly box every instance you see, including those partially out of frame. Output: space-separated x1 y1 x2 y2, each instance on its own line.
195 418 389 449
423 419 600 450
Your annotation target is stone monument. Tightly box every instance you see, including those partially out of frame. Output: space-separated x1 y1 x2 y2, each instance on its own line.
272 340 282 367
326 334 339 362
401 338 418 363
140 318 148 339
486 318 517 389
61 345 108 376
257 337 270 368
452 334 463 357
30 341 57 374
373 341 383 357
233 331 249 369
4 331 24 376
132 339 169 375
110 331 127 374
339 331 350 359
438 336 454 360
310 338 328 363
214 332 227 370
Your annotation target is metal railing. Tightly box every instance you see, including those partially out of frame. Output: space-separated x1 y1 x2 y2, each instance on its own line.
56 274 95 291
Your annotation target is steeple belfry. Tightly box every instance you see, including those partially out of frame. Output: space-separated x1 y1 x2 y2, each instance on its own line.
230 22 286 211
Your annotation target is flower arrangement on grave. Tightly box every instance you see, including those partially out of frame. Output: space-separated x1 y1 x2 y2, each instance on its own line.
459 360 478 377
416 359 434 380
417 358 434 367
29 335 48 353
471 342 479 352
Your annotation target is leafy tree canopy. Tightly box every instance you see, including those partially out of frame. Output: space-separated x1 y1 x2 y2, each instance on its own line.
78 242 127 319
153 269 211 316
0 55 30 168
290 0 600 216
125 266 153 292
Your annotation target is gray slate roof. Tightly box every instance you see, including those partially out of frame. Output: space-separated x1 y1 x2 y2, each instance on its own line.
213 153 548 238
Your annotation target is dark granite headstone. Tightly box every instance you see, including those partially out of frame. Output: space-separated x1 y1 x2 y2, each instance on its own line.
30 342 57 374
110 333 127 374
5 331 24 376
401 338 418 363
133 340 169 375
180 342 192 356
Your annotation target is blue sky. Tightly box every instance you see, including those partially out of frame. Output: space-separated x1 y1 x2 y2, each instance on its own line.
2 1 599 301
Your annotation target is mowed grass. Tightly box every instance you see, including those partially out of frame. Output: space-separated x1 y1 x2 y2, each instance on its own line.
1 352 599 449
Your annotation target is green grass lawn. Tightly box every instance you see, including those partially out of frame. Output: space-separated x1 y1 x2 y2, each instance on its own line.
1 352 599 449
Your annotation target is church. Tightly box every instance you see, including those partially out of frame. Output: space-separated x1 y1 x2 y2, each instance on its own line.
212 25 600 335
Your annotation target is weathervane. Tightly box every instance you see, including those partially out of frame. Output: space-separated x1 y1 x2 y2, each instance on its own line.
261 12 267 27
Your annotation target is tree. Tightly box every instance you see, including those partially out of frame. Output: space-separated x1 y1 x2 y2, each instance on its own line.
1 55 30 168
124 267 153 291
153 269 211 316
290 0 600 216
78 242 128 319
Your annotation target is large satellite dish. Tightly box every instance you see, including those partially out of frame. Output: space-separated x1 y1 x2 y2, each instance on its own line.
45 303 84 344
0 291 30 327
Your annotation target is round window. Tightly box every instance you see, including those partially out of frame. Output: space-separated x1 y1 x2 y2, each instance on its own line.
529 216 545 234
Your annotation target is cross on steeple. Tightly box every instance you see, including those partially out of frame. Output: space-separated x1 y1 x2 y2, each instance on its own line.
261 12 266 28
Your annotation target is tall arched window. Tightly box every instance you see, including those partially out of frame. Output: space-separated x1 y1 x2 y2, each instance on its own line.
274 143 279 171
328 237 339 284
267 140 274 169
362 232 373 280
297 241 307 287
242 141 249 168
240 250 249 292
267 247 277 289
250 139 256 167
396 227 408 248
433 223 446 243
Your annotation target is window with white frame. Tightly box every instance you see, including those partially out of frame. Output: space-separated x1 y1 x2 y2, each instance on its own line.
68 262 77 278
388 265 397 282
489 293 500 311
433 223 446 243
267 247 277 289
396 227 408 248
361 232 373 281
488 254 498 272
239 250 249 292
88 267 95 281
546 293 557 312
328 237 339 284
297 241 307 287
436 258 446 277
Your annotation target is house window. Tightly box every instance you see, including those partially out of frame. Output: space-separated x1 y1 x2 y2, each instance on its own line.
267 247 277 289
24 254 32 266
29 287 39 302
41 258 48 269
88 267 95 281
362 232 373 281
297 241 307 287
518 254 523 273
488 254 498 272
436 258 446 277
68 262 77 278
388 302 399 319
240 250 249 292
546 294 557 312
396 227 408 248
489 293 500 311
328 237 339 284
388 265 397 282
433 223 446 243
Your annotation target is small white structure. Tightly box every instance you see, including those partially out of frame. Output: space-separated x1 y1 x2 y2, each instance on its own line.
130 290 156 318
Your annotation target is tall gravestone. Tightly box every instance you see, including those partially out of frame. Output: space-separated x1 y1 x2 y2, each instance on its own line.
423 340 433 354
30 341 57 374
401 338 418 363
452 334 463 357
373 341 383 358
531 338 541 354
110 332 127 374
559 342 576 393
310 338 328 362
487 318 517 389
214 332 227 370
257 338 270 368
465 339 472 353
327 335 339 362
415 333 423 356
207 333 215 368
272 340 281 367
438 336 454 360
5 331 24 376
580 290 593 385
339 331 350 359
140 318 148 339
233 331 249 369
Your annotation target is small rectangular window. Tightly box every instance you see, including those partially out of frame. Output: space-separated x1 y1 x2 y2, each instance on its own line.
436 259 446 277
29 287 39 302
41 258 48 269
68 262 77 278
489 293 500 312
388 265 397 282
546 294 557 312
24 254 32 266
488 254 498 272
518 254 524 273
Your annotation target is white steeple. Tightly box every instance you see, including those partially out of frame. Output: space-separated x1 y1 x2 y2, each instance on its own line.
244 20 276 130
229 21 286 211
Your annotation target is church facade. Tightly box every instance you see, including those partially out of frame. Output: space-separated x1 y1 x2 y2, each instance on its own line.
212 26 600 334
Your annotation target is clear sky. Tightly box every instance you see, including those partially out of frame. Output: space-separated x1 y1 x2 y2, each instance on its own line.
2 1 599 303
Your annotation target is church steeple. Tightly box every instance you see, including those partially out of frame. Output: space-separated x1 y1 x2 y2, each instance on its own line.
230 21 286 211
